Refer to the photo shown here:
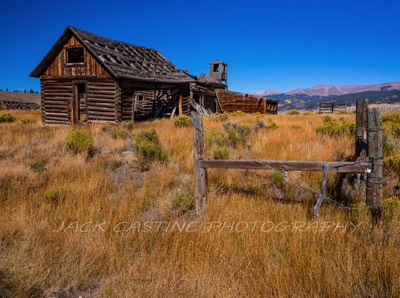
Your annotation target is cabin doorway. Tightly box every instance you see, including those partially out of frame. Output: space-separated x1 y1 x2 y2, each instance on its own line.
71 83 87 124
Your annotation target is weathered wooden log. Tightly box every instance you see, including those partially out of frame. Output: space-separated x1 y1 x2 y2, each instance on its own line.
366 108 383 224
192 113 207 215
200 160 370 173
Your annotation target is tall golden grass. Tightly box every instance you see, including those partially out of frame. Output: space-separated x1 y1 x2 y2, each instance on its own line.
0 111 399 297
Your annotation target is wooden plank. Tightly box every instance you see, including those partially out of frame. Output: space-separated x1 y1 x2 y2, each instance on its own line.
199 160 371 173
192 113 207 215
366 108 383 224
178 95 183 116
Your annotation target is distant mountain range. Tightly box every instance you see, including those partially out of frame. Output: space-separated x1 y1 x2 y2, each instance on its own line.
255 82 400 111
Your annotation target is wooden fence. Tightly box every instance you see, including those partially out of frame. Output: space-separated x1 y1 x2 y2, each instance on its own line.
0 100 40 111
192 99 383 222
319 101 348 114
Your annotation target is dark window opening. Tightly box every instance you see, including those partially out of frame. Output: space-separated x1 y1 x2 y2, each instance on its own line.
78 83 86 94
213 64 219 72
67 47 84 64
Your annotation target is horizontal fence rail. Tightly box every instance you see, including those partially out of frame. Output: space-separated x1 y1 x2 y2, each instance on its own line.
199 160 370 173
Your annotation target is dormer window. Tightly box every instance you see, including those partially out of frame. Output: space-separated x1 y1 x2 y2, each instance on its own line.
66 47 84 64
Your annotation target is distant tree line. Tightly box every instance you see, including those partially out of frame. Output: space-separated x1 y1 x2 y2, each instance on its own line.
0 88 39 94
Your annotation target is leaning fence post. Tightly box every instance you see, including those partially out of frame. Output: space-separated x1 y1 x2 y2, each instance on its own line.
366 108 383 224
355 99 368 158
192 113 207 215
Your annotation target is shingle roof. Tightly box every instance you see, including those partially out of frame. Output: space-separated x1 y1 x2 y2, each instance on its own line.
30 27 194 84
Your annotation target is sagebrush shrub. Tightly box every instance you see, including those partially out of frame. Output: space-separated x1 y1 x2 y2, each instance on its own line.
172 190 195 212
213 146 230 159
272 170 286 188
288 110 300 115
213 113 230 122
0 113 15 123
19 118 36 124
43 187 67 202
383 196 400 224
316 116 355 137
65 130 95 156
173 115 191 128
134 129 168 171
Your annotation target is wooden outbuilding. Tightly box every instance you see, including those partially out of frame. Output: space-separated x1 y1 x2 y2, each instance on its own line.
30 27 277 125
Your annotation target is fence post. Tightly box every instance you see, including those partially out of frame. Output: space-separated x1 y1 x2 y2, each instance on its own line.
313 164 328 219
192 113 207 215
366 108 383 224
355 99 368 158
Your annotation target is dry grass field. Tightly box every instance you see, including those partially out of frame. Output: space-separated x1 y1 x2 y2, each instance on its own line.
0 110 399 297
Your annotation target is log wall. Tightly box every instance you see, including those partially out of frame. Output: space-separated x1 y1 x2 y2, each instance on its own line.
41 80 73 124
41 79 119 124
86 80 119 123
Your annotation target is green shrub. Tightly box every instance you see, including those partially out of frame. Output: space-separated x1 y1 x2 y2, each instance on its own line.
43 187 67 203
316 116 355 137
383 113 400 138
213 113 230 122
266 118 278 129
172 190 195 212
0 113 15 123
65 130 95 156
123 121 134 130
213 146 230 159
272 170 286 188
206 119 275 150
383 196 400 224
173 115 191 128
134 129 168 171
19 118 36 124
223 122 252 147
288 110 300 115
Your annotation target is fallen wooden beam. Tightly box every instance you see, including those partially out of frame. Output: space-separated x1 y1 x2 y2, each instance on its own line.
199 160 371 173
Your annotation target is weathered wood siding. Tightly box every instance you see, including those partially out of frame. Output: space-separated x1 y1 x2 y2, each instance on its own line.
86 80 120 123
215 89 265 113
41 80 73 124
41 36 111 79
208 89 277 114
134 90 156 120
119 82 134 121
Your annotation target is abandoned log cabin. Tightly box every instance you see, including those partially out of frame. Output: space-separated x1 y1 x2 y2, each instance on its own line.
30 26 278 125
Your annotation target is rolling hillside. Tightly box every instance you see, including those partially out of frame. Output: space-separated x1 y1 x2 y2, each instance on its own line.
0 91 41 105
259 82 400 111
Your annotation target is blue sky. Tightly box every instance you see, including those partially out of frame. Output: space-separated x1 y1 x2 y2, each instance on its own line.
1 0 399 93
